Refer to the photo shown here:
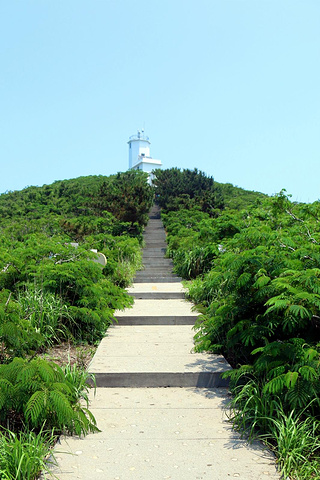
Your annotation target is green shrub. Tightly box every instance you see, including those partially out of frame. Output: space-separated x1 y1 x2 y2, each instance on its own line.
0 290 44 362
0 357 98 435
163 191 320 477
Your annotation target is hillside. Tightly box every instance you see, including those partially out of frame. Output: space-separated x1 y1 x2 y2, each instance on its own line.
0 170 154 347
215 181 267 209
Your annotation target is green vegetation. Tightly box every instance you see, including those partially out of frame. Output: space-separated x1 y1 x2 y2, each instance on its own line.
0 428 57 480
0 171 153 350
153 167 224 215
158 169 320 480
0 170 153 478
3 164 320 478
0 357 98 435
216 181 266 210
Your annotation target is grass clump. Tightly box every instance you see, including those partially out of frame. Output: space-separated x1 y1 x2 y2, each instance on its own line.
0 428 57 480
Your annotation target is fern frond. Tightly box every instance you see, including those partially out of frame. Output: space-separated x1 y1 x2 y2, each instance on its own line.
49 390 74 425
36 359 57 383
304 348 319 362
236 272 251 288
286 379 312 409
263 374 286 394
0 357 25 383
253 275 271 288
25 390 47 425
0 378 13 410
265 299 289 313
284 371 299 388
288 304 311 319
16 363 37 385
268 365 286 379
51 382 73 401
298 365 318 381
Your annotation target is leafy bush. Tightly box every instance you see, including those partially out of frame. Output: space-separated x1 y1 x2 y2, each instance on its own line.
0 241 134 343
0 172 153 476
0 171 152 345
153 167 224 213
163 190 320 477
0 289 44 362
0 357 98 435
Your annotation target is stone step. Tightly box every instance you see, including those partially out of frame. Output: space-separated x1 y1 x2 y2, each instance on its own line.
141 263 172 267
89 325 230 388
142 261 173 266
144 241 167 246
144 231 166 236
144 233 166 237
137 273 176 279
144 233 165 237
136 266 175 278
127 282 185 295
136 277 176 281
54 388 280 480
135 271 176 276
144 243 167 248
134 274 180 280
141 258 168 262
128 292 185 299
142 253 168 259
144 244 167 248
142 265 173 270
148 213 161 220
114 298 197 317
135 271 177 275
140 266 173 270
134 277 182 283
92 372 229 388
142 255 171 260
115 314 195 324
142 248 166 254
139 268 174 274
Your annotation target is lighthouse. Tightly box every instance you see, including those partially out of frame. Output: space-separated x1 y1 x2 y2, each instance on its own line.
128 130 162 183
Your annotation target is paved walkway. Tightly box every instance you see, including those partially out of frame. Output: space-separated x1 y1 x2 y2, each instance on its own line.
52 206 279 479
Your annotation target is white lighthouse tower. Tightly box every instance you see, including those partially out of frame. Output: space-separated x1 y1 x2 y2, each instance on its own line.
128 130 162 183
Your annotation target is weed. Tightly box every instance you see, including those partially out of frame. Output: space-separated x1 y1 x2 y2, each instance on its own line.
0 428 57 480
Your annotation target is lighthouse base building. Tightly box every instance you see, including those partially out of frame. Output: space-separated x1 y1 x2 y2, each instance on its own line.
128 130 162 184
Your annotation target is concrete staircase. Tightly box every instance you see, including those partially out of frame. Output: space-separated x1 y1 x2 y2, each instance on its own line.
52 204 279 480
134 206 182 283
89 204 230 388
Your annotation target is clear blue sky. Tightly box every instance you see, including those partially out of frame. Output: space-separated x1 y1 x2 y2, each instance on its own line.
1 1 319 203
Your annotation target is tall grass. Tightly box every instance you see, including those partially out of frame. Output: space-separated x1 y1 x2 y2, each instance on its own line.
62 361 96 407
0 428 57 480
227 380 320 480
264 409 320 479
18 286 73 345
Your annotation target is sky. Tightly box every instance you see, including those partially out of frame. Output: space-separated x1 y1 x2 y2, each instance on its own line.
0 1 319 203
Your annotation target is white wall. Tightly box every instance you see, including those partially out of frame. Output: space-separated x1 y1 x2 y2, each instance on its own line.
128 138 151 168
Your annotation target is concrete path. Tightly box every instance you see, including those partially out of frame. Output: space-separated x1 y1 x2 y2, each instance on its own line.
52 205 279 479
